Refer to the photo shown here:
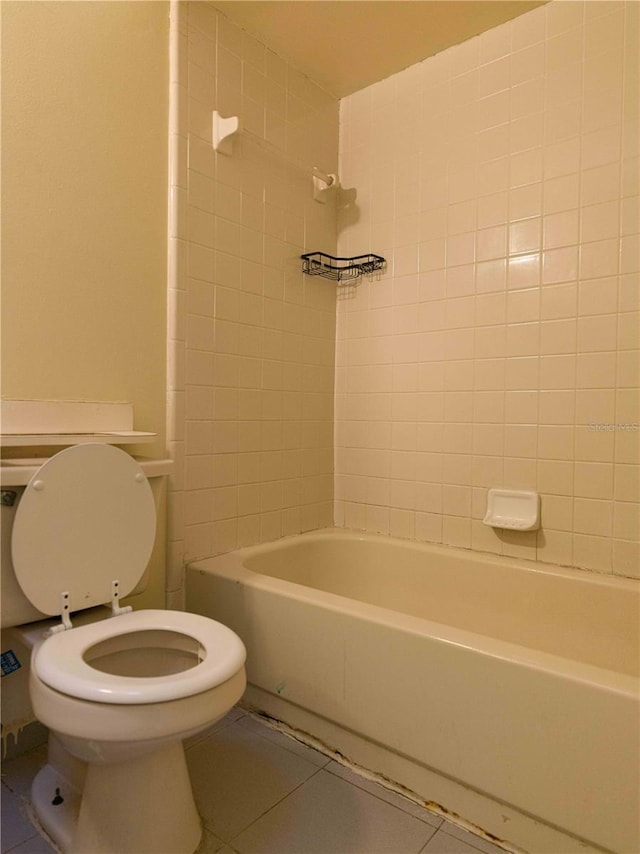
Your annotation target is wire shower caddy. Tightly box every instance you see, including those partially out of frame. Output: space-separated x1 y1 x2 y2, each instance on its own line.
301 252 386 282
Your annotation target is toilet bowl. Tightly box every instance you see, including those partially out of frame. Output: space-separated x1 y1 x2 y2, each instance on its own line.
2 443 247 854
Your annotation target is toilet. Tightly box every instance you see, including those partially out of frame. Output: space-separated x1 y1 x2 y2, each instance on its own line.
1 443 247 854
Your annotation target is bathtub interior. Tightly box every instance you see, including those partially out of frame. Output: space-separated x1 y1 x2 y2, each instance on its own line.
242 532 639 677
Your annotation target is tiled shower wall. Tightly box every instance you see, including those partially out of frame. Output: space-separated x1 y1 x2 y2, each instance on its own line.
167 2 338 602
335 2 639 576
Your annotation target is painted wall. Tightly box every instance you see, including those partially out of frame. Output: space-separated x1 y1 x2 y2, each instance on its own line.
1 1 169 457
166 3 338 601
336 1 639 577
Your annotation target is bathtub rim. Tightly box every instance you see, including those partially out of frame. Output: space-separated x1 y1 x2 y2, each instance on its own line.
187 528 639 697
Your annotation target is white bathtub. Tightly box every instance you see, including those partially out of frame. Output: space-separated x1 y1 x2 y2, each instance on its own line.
186 529 639 854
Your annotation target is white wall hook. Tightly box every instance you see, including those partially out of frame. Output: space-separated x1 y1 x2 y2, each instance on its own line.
212 111 240 155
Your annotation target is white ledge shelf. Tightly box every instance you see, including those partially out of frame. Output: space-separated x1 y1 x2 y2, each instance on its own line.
1 431 156 448
1 401 156 448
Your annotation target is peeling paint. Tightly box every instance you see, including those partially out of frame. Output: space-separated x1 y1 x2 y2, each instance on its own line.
1 718 33 759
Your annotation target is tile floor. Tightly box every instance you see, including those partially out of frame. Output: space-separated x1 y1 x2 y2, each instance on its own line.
1 708 510 854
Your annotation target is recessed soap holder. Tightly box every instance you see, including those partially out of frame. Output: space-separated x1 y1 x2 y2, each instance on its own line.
483 489 540 531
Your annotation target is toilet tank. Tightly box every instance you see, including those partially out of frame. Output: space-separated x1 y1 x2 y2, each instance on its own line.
1 483 46 627
0 456 171 629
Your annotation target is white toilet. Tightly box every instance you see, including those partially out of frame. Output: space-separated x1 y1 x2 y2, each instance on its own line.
1 443 247 854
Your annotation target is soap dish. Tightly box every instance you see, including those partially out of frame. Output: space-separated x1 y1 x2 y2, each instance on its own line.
482 489 540 531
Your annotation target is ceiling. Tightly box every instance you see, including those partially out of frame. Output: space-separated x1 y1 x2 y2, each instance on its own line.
214 1 547 98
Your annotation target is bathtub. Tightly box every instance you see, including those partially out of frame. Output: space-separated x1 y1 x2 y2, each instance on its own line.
186 529 639 854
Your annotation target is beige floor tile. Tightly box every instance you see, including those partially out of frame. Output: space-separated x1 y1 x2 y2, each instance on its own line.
196 827 228 853
4 833 56 854
238 714 331 769
325 760 443 829
438 821 509 854
232 768 437 853
422 828 501 854
0 787 47 854
186 719 320 842
1 745 47 798
185 707 247 749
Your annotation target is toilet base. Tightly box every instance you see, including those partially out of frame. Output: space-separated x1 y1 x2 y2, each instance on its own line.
32 740 202 854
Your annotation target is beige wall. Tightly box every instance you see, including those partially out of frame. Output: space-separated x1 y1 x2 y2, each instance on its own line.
1 1 169 457
166 2 338 598
336 1 639 577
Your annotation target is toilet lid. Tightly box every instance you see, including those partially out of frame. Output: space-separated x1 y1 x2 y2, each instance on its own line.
11 444 156 617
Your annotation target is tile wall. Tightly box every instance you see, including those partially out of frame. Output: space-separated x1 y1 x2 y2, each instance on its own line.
335 1 639 576
167 2 338 602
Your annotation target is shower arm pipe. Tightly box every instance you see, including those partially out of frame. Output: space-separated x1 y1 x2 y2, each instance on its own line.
312 167 334 187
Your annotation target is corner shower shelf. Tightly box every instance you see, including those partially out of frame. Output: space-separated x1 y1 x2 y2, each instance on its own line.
301 252 386 282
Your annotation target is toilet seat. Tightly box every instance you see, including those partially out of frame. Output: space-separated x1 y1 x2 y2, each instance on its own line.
34 609 246 704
